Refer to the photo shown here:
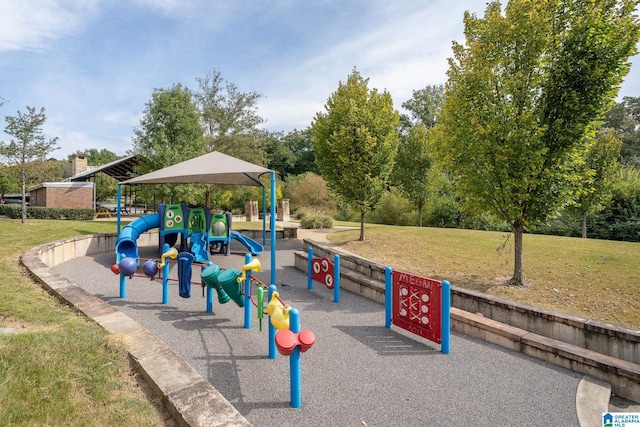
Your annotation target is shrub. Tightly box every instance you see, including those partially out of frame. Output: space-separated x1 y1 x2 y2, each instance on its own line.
0 205 94 220
283 172 337 217
366 190 416 226
299 211 333 229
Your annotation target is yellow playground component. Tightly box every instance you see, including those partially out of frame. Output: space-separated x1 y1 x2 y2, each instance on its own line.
157 247 178 268
267 291 290 331
236 259 261 283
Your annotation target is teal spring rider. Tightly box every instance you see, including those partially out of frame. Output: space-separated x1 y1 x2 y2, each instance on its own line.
201 259 260 308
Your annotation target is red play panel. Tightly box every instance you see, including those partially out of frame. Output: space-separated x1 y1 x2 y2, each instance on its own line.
311 257 335 289
391 270 442 343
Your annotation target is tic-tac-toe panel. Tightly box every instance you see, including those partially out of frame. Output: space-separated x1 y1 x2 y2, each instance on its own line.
391 270 442 343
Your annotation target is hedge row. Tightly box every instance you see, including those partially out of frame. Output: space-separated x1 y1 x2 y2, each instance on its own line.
0 205 95 220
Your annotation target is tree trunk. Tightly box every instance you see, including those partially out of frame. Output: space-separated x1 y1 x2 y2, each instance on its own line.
581 214 587 238
418 203 423 227
510 221 525 286
359 211 365 241
21 165 26 224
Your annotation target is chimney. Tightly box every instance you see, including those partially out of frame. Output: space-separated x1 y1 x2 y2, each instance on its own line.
72 155 88 176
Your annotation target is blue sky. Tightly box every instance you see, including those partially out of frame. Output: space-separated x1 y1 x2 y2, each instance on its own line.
1 1 639 161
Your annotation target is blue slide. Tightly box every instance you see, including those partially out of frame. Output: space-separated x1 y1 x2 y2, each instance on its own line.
189 232 209 263
230 230 264 255
115 213 161 261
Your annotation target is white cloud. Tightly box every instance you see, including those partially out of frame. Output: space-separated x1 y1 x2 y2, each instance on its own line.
254 1 474 132
1 0 637 161
0 0 98 51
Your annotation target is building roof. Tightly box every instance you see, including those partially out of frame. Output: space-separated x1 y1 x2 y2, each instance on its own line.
28 182 94 191
65 155 144 182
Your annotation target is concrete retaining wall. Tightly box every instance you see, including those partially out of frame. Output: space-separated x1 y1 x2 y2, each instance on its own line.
295 239 640 402
33 228 297 269
22 231 251 427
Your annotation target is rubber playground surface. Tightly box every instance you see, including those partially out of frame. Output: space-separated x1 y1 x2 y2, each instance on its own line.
54 238 582 427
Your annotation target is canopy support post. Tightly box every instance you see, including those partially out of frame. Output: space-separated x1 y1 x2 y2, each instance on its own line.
270 171 276 286
117 184 122 235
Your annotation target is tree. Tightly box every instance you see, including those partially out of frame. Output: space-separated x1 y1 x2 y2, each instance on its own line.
68 149 121 201
131 84 206 203
394 84 446 226
30 158 67 183
194 69 266 165
0 166 20 198
283 172 336 215
571 129 622 238
434 0 640 285
392 123 431 226
400 84 445 131
68 148 119 167
266 128 317 178
0 106 58 222
605 97 640 166
311 68 400 240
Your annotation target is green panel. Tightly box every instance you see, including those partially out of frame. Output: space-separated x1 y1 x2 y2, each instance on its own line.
210 213 228 237
163 204 185 231
188 208 207 233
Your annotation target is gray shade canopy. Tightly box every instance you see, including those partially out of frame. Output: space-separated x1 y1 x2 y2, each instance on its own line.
116 150 278 286
121 151 273 187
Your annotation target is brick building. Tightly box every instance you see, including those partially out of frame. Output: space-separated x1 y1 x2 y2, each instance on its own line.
28 182 94 209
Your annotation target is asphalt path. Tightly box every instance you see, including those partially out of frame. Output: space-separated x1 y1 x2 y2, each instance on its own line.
54 238 582 427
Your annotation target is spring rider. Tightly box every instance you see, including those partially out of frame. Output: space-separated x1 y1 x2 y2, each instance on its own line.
201 259 260 308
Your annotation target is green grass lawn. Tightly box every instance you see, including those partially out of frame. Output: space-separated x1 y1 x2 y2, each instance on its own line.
0 219 174 426
328 224 640 330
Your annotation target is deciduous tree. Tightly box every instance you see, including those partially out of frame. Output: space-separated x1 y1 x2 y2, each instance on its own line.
311 69 400 240
0 106 58 222
400 84 444 131
571 130 622 238
195 69 265 165
266 128 317 178
605 96 640 166
131 84 205 204
435 0 640 285
392 123 431 226
394 84 446 226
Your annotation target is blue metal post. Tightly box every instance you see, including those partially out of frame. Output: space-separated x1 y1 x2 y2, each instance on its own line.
441 280 451 355
289 308 301 408
206 286 213 313
244 253 252 329
270 172 276 287
268 284 277 359
200 261 213 313
162 243 170 304
289 308 302 408
116 184 122 235
385 266 393 329
333 254 340 303
118 253 126 298
262 186 267 245
307 247 313 290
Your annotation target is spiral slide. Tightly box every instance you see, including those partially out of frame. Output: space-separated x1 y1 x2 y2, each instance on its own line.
115 213 161 261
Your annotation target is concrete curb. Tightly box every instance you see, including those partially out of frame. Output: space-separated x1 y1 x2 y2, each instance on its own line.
576 376 611 427
21 244 251 427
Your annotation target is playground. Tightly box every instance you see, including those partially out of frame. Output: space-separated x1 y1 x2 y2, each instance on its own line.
53 236 582 426
50 152 585 425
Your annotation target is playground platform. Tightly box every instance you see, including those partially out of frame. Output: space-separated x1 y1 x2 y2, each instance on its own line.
22 232 634 426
